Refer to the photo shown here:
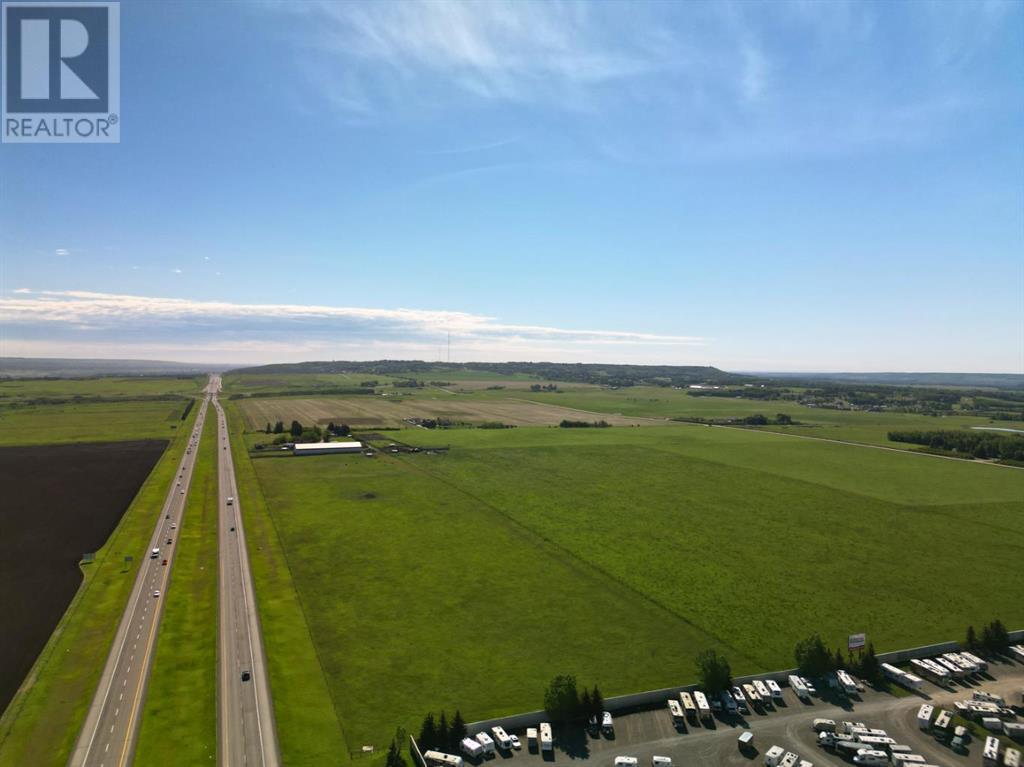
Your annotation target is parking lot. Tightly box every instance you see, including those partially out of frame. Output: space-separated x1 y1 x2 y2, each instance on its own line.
473 659 1024 767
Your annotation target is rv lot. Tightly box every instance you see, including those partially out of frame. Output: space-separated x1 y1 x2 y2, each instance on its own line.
466 659 1024 767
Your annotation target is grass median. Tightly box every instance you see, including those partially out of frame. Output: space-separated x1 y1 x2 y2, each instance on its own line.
134 410 218 765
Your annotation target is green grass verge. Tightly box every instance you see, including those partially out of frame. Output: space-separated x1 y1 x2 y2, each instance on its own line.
0 403 200 767
224 402 349 766
134 411 218 765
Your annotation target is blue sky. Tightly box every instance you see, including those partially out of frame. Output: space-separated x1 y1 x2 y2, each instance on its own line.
1 0 1022 371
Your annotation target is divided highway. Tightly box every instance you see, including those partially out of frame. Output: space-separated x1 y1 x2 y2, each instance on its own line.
214 383 280 767
69 383 213 767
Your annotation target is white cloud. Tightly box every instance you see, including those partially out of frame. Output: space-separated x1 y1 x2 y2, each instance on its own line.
0 290 707 365
12 287 32 294
55 248 70 256
172 268 183 274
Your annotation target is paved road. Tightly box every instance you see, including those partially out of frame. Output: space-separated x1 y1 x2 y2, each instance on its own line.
214 382 280 767
69 383 213 767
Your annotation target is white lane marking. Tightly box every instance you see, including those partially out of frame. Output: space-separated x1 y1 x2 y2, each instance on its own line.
114 708 119 717
119 692 123 701
110 725 114 733
105 743 110 753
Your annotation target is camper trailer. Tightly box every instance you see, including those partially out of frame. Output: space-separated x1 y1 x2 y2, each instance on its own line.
539 723 553 752
424 752 464 767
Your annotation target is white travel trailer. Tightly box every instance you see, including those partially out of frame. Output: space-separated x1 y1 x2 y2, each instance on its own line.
743 683 761 707
525 728 537 751
984 736 1002 767
539 723 553 752
836 670 858 695
753 680 772 703
602 711 614 734
474 732 495 756
424 752 464 767
917 704 934 730
767 679 783 701
763 745 785 766
788 675 809 701
490 727 512 751
693 691 711 722
667 698 684 724
679 691 697 721
460 738 483 760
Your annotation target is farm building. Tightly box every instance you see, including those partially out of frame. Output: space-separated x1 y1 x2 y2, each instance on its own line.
293 441 363 456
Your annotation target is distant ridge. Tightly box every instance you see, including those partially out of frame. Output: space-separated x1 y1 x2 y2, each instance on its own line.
751 371 1024 389
229 359 746 387
0 357 221 378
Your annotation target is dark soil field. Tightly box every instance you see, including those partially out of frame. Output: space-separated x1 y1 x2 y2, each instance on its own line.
0 440 167 712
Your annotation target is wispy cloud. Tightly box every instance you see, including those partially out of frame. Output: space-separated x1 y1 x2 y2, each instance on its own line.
0 290 707 365
55 248 71 256
276 0 657 115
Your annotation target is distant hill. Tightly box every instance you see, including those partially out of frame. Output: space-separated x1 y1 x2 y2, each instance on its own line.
0 357 220 379
755 371 1024 390
230 360 746 387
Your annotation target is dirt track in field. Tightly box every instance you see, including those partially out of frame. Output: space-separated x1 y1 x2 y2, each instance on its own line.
239 395 663 429
0 440 166 712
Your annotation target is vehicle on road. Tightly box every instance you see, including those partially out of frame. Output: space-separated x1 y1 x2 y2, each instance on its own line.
152 590 160 598
227 496 234 505
162 559 168 566
150 548 159 559
241 670 251 682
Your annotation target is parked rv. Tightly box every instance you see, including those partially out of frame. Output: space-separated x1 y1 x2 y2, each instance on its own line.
424 752 464 767
475 732 495 757
490 727 512 751
602 711 614 735
679 691 697 722
539 723 553 752
460 738 483 760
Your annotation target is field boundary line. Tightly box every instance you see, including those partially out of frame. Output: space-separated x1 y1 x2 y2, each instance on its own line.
390 452 762 671
226 406 353 757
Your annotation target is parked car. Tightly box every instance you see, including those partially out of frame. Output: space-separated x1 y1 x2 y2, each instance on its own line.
509 735 521 750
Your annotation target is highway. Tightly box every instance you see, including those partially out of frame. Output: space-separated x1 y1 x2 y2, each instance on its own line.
69 380 214 767
214 379 280 767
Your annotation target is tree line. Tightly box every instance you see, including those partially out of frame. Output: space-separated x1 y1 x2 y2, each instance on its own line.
417 710 468 752
542 675 605 724
888 430 1024 461
559 420 611 428
965 619 1012 654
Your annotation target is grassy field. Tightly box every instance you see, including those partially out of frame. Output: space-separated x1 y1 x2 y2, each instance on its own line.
249 422 1024 753
224 402 350 766
238 393 656 430
134 412 218 766
0 403 199 767
0 400 195 446
0 375 205 402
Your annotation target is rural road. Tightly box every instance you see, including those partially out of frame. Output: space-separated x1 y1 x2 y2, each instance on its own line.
69 383 213 767
214 379 280 767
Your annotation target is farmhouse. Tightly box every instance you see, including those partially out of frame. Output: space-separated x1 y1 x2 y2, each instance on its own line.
293 441 363 456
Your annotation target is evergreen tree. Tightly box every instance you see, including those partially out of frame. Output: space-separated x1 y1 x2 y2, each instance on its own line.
290 420 303 437
591 685 604 717
273 420 284 434
794 634 832 678
386 740 408 767
858 643 880 683
418 713 437 751
450 710 467 749
695 649 733 694
265 422 272 434
965 625 979 651
833 648 845 671
437 711 449 752
543 675 580 724
579 689 592 720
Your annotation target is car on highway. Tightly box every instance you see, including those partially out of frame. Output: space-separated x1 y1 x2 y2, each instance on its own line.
153 589 160 598
171 523 176 529
162 559 168 566
166 537 172 544
241 670 251 682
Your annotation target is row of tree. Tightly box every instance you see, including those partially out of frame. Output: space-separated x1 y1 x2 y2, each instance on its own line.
793 634 881 682
417 711 468 753
887 430 1024 461
559 420 611 428
965 619 1012 653
542 675 605 724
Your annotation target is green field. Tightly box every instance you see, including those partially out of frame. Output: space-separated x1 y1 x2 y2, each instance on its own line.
0 375 203 446
474 385 1024 448
249 422 1024 754
134 412 218 766
0 375 205 402
0 404 199 767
